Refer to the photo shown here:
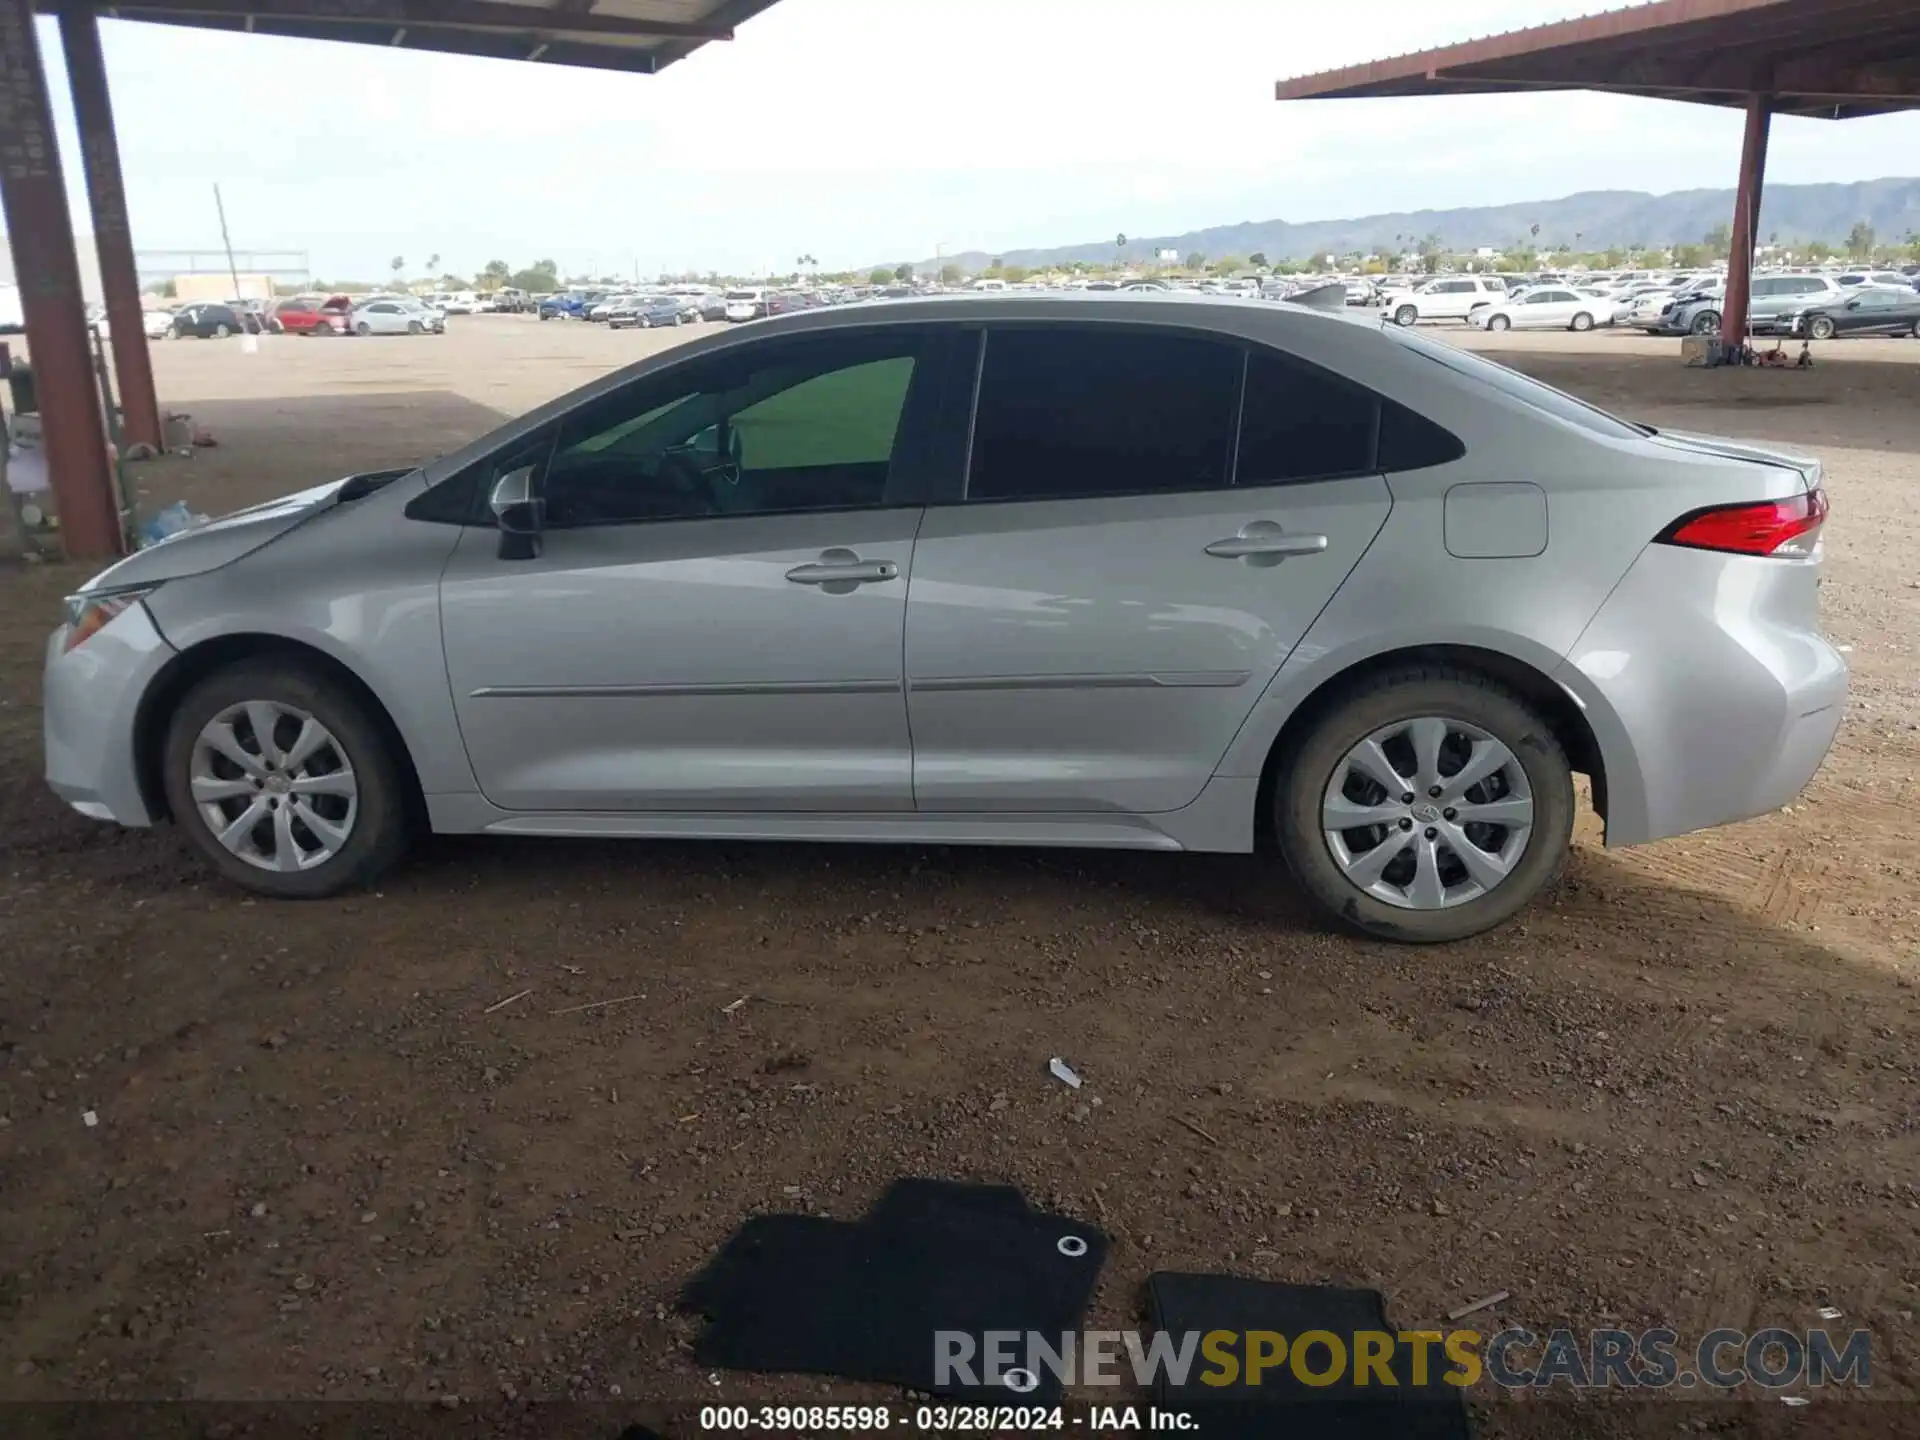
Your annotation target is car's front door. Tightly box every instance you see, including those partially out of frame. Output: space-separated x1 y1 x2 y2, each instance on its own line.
903 325 1395 815
439 326 947 813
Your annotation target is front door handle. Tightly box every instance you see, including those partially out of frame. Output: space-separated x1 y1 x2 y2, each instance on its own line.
785 547 900 589
1205 521 1329 563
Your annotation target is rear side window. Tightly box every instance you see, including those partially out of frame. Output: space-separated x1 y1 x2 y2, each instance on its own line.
967 328 1241 501
1236 348 1377 484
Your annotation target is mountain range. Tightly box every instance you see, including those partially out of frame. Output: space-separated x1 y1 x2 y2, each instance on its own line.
902 178 1920 272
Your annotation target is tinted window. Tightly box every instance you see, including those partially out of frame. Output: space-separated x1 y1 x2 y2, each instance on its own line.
543 331 924 527
1236 348 1377 484
967 328 1240 502
1378 400 1466 472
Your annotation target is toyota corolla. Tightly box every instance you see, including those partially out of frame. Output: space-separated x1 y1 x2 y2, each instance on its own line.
44 295 1845 942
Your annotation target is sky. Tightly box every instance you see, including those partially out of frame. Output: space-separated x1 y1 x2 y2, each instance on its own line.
14 0 1920 282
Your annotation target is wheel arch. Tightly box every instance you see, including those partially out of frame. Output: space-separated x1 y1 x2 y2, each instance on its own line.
1249 642 1608 848
133 633 428 830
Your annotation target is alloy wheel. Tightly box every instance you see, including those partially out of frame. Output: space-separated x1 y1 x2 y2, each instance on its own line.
1321 715 1533 910
189 701 358 873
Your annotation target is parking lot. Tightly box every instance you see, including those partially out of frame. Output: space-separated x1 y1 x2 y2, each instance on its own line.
3 313 1918 1430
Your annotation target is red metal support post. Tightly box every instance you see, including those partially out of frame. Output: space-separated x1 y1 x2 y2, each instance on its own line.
1720 90 1773 352
0 0 123 559
60 4 162 451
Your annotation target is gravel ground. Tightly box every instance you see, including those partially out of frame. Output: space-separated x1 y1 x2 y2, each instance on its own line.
2 316 1917 1436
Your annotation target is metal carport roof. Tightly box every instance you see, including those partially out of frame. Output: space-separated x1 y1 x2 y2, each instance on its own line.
32 0 782 74
1275 0 1920 120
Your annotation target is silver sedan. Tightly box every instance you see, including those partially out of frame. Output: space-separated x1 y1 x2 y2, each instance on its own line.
43 295 1845 942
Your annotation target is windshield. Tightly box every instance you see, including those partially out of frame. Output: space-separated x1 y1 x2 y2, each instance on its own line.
1384 325 1647 440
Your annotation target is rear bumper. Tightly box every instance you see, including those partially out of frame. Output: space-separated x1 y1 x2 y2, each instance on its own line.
1556 543 1846 847
43 603 177 827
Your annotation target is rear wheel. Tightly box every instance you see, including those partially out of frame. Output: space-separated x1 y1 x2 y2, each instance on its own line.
1570 311 1594 332
162 660 412 899
1272 669 1574 943
1808 315 1836 341
1393 304 1417 327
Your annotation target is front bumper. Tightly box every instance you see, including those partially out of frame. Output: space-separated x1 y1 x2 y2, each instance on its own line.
1556 543 1846 848
44 602 178 827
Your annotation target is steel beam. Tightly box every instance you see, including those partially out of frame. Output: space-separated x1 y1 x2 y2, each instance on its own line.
60 4 161 450
0 0 123 558
1720 92 1772 351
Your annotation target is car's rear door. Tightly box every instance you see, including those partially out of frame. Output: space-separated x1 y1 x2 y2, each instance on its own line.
439 324 951 813
902 324 1393 814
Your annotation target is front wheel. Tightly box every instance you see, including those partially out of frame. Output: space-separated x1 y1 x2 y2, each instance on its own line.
1393 304 1417 327
1808 315 1836 341
355 321 372 336
1272 668 1575 943
407 320 424 335
1690 310 1721 335
214 323 232 338
161 660 413 898
1487 313 1511 332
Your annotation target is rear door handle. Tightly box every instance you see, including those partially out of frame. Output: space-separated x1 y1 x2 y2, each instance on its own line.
1205 522 1329 562
785 547 900 587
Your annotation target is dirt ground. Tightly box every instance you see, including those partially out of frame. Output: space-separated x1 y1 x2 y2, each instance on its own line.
2 315 1918 1436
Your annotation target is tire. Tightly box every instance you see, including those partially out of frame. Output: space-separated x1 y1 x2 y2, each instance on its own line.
161 659 412 899
1690 310 1720 335
1272 667 1575 944
1570 311 1594 332
1487 313 1511 332
355 321 372 336
1393 304 1417 327
214 323 232 338
407 320 424 335
1808 315 1836 341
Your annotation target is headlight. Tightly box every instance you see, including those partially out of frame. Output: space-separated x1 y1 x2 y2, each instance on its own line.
63 585 157 652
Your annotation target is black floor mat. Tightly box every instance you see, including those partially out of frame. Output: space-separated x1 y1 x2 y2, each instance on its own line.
682 1179 1107 1402
1147 1273 1473 1439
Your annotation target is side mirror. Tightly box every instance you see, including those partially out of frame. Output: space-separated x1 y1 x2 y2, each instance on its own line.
489 464 543 560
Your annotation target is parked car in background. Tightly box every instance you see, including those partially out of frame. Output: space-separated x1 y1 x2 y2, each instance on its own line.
439 292 478 315
1669 273 1843 337
538 290 602 321
1381 276 1508 326
1638 280 1726 334
1774 285 1920 339
696 292 730 322
170 303 258 339
45 295 1843 948
274 297 348 336
349 298 442 336
490 289 532 313
1471 285 1612 332
1834 271 1910 290
142 308 175 340
724 288 767 321
609 296 692 330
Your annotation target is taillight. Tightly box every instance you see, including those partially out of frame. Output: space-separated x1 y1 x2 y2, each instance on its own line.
1657 487 1828 558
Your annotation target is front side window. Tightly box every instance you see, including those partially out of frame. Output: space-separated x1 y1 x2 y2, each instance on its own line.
966 327 1240 502
541 331 924 528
